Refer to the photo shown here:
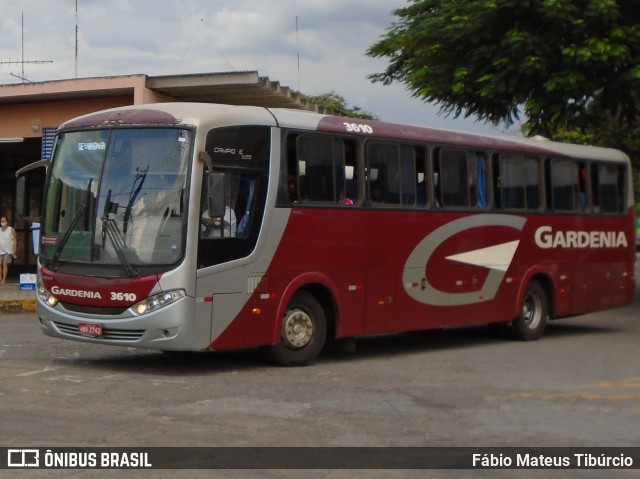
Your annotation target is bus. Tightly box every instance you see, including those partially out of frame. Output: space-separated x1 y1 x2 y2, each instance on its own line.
35 103 636 366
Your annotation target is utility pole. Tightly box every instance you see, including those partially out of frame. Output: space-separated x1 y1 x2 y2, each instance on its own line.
75 0 78 78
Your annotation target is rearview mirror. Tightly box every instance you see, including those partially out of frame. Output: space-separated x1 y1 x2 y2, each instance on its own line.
206 171 226 217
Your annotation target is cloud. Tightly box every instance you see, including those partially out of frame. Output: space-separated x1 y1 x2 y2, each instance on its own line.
0 0 498 133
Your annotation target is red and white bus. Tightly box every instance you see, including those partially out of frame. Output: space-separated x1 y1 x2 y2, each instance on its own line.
36 103 636 365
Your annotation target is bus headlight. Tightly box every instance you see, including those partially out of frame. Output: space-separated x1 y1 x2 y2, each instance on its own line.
37 284 59 307
131 289 186 316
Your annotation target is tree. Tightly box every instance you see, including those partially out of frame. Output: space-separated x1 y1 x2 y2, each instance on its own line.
367 0 640 166
309 92 378 120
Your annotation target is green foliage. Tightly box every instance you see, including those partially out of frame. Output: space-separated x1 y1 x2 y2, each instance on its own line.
309 92 378 120
368 0 640 171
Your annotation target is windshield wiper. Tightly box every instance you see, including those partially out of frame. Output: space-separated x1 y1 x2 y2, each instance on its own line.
49 179 92 270
123 166 148 235
100 189 138 277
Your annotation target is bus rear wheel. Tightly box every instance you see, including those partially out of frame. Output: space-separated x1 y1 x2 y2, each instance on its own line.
265 291 327 366
510 281 548 341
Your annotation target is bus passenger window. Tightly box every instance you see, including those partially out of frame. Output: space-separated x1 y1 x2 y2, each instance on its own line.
592 163 625 214
550 160 579 212
525 159 541 209
367 142 401 205
438 149 480 208
400 145 417 205
339 139 358 205
500 156 525 209
498 155 540 210
298 136 334 202
289 134 356 206
578 164 588 211
415 148 427 206
365 142 420 206
476 153 487 208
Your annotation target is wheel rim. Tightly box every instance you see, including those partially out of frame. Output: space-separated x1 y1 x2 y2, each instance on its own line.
282 308 313 349
522 293 542 329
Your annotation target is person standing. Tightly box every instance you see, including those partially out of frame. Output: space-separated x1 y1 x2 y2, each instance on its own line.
0 216 17 284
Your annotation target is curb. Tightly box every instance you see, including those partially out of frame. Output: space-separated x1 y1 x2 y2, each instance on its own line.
0 298 36 314
0 284 37 314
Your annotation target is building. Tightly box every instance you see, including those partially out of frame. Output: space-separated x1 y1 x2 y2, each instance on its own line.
0 71 320 274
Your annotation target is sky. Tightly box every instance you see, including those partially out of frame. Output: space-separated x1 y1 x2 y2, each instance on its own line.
0 0 507 134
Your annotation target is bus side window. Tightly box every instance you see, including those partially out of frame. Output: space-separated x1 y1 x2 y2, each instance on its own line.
367 142 401 205
334 139 357 205
298 135 334 202
492 154 502 209
400 145 417 205
525 158 541 210
578 163 588 211
415 147 427 206
550 160 580 212
289 134 356 206
476 152 488 208
343 139 358 204
284 134 300 203
498 155 540 210
437 148 481 209
433 149 441 207
499 155 525 209
365 142 420 206
592 163 625 214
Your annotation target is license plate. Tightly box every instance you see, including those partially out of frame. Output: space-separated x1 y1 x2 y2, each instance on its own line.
78 322 103 337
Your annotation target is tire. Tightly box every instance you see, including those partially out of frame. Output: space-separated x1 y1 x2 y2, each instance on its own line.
509 281 548 341
265 291 327 366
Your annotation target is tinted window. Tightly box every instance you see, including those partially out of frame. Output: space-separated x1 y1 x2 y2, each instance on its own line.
499 155 540 210
592 163 625 214
550 161 580 211
287 134 357 206
436 149 486 208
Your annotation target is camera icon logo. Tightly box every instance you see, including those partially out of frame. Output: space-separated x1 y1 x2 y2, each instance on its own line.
7 449 40 468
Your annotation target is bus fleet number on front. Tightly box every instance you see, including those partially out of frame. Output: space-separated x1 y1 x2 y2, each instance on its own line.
110 292 137 302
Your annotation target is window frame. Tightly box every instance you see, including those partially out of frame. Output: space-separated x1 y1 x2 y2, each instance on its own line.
434 146 488 210
284 132 360 207
497 154 542 211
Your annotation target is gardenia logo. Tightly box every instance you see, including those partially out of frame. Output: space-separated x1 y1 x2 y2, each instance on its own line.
50 286 102 299
535 226 629 249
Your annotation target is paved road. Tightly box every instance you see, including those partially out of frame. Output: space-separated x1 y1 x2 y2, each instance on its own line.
1 277 638 478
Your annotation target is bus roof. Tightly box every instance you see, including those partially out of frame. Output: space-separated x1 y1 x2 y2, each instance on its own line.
273 109 630 164
59 102 629 164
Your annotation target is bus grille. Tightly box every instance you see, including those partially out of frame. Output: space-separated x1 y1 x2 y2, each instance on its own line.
60 302 129 316
53 322 145 341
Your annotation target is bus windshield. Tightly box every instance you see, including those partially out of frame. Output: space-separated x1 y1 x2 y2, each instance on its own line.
40 127 192 275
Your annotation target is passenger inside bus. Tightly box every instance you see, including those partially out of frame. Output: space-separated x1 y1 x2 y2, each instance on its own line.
201 206 237 238
288 178 300 203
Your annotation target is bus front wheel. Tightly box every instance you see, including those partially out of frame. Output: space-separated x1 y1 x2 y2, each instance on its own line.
265 291 327 366
510 281 548 341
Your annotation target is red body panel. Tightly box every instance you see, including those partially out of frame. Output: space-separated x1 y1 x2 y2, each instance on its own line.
40 266 159 308
211 207 636 350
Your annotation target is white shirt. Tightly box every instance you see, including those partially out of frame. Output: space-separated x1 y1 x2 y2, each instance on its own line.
0 226 15 255
202 207 237 238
